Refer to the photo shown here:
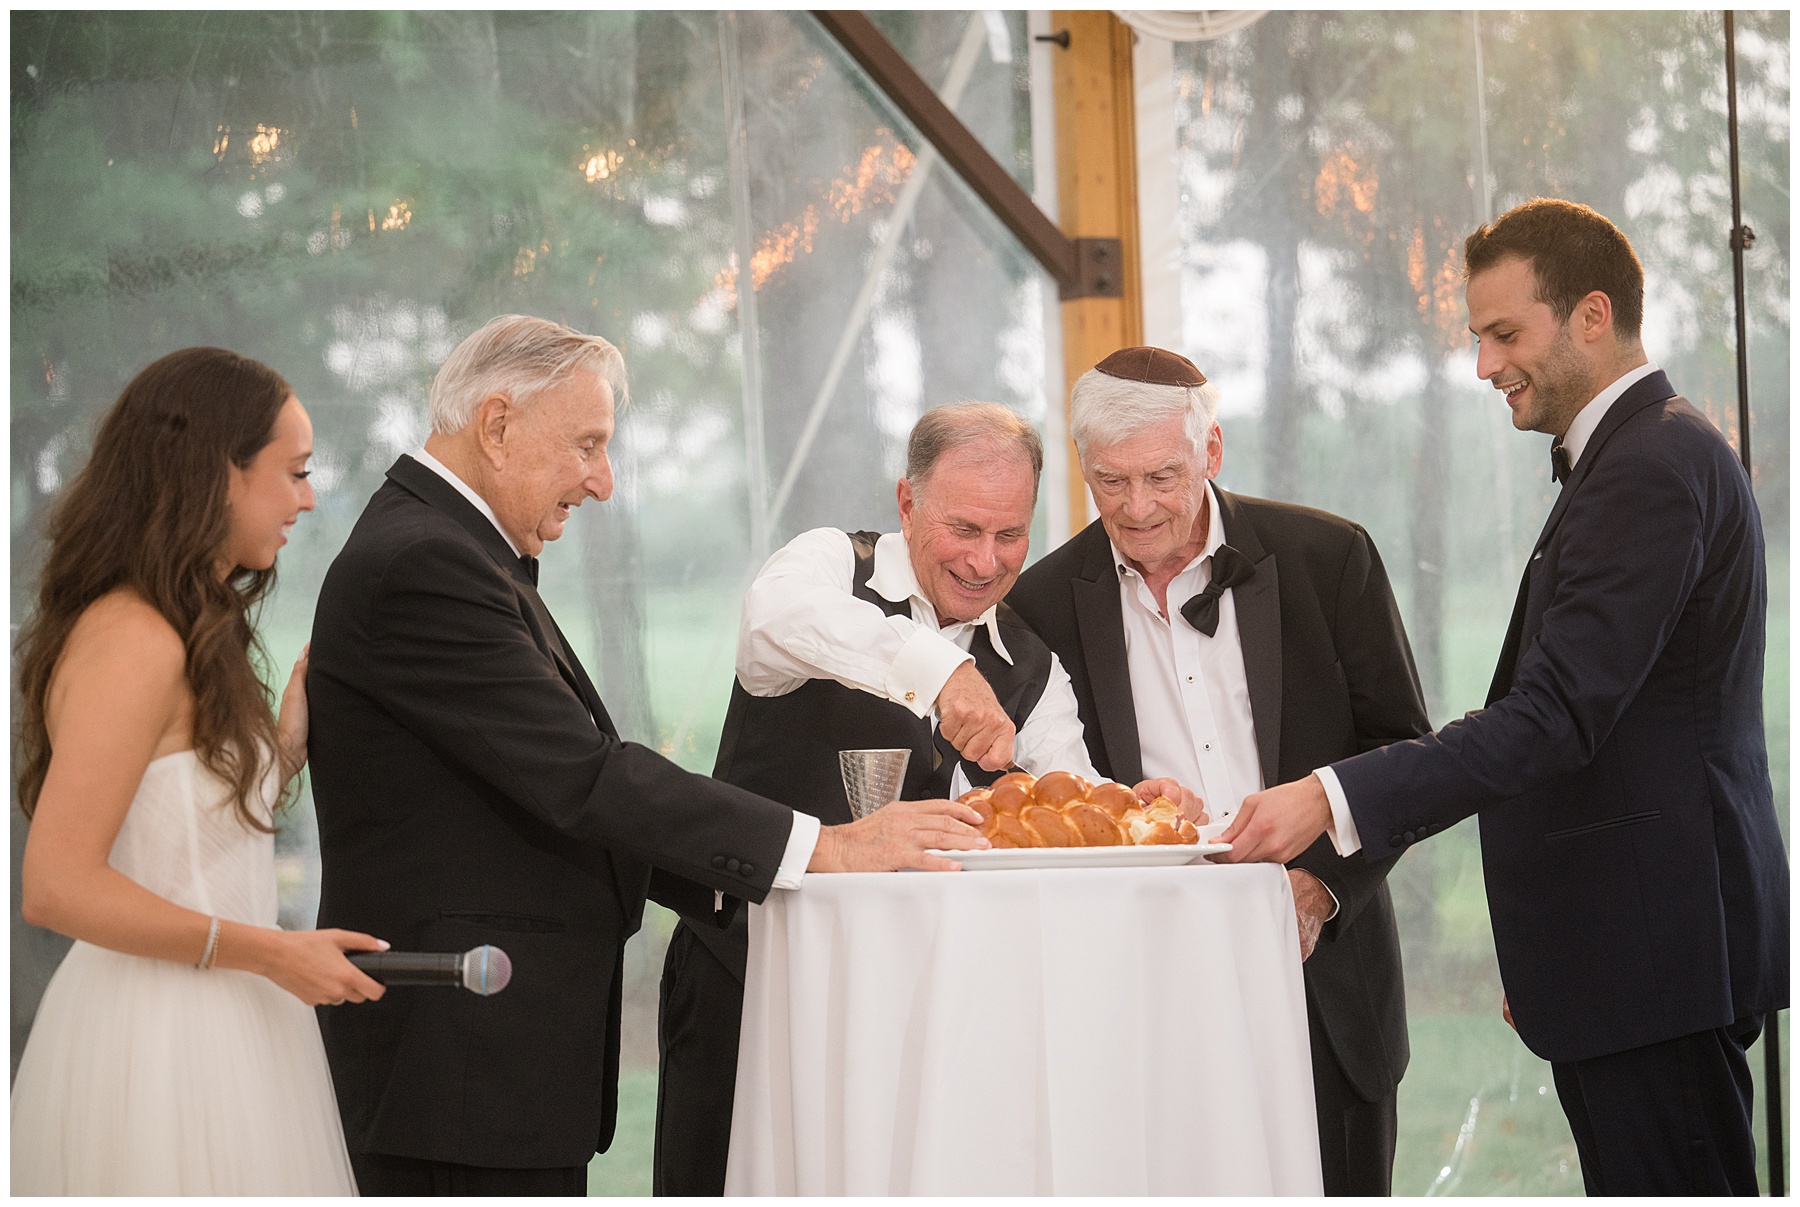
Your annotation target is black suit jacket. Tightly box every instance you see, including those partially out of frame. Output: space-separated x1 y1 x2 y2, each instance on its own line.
308 456 795 1168
1334 372 1788 1063
1008 493 1429 1101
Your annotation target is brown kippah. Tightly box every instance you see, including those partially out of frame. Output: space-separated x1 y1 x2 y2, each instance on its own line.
1093 346 1208 388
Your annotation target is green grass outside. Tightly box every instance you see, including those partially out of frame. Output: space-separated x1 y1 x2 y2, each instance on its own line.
1396 1015 1583 1195
588 1070 659 1196
588 1012 1790 1196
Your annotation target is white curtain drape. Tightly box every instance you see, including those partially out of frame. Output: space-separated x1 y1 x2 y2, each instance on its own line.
1114 11 1267 43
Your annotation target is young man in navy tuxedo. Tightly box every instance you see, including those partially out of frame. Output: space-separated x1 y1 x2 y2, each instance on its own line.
1219 199 1788 1195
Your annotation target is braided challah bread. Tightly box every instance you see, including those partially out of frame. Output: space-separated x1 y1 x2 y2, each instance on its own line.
958 771 1199 849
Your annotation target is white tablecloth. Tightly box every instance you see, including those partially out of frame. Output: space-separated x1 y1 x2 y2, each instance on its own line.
725 862 1322 1195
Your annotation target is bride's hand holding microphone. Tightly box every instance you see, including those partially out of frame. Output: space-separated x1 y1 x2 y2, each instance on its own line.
220 924 390 1007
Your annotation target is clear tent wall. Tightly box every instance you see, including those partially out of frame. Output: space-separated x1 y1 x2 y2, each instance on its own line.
11 10 1788 1194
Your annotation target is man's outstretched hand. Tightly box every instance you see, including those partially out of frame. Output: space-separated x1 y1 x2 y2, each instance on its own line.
1133 776 1208 824
808 798 989 873
1215 773 1333 863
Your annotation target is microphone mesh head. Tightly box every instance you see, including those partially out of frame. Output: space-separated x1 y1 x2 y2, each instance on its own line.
462 945 513 996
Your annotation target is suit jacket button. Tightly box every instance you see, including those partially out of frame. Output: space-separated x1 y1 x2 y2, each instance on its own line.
1401 830 1416 844
726 858 741 873
740 863 755 876
712 855 726 869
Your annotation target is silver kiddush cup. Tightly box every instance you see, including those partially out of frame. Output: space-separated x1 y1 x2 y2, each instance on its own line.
838 748 911 820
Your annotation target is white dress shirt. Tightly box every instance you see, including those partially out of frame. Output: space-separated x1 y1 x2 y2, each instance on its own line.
1117 482 1340 917
1113 481 1263 821
1312 361 1661 856
736 528 1102 786
405 450 819 887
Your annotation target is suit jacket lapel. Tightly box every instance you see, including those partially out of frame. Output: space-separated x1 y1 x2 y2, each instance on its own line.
1528 370 1677 557
506 561 617 736
1068 523 1145 784
548 613 617 736
1215 489 1283 790
1491 371 1678 701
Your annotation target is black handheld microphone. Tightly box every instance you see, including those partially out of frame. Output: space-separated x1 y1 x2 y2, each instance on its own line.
348 945 512 996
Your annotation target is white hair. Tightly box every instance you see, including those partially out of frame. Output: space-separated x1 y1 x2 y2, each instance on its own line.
428 314 628 435
1068 367 1220 460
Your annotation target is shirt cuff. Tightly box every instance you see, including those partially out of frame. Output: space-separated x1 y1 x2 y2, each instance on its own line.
1305 873 1342 921
1314 766 1362 857
771 811 821 890
886 625 973 719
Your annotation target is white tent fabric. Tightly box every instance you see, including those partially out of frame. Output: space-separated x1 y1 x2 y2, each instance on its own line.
1114 11 1268 43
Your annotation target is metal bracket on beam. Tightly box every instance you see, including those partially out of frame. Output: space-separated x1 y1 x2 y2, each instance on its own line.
1068 237 1125 299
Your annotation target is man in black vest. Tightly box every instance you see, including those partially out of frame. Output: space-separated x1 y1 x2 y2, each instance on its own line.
654 402 1197 1195
309 315 984 1196
1219 200 1787 1194
1005 348 1428 1195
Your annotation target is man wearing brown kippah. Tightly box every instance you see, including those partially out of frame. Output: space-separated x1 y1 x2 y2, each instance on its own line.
1007 347 1428 1194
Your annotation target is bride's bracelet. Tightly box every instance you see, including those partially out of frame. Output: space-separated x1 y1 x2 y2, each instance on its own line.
197 916 222 970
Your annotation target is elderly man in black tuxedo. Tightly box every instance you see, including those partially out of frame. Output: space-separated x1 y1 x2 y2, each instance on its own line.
1221 200 1788 1195
307 315 983 1196
1006 346 1429 1195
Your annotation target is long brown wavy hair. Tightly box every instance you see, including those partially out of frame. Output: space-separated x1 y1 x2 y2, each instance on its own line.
16 347 295 831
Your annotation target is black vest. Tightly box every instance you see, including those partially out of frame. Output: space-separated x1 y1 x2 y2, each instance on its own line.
712 532 1054 823
690 533 1055 980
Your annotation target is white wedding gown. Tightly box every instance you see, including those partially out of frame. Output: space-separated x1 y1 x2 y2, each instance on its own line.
11 750 357 1195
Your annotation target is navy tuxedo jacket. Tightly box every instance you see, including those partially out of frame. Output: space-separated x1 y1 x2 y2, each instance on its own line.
1333 371 1788 1062
309 457 795 1168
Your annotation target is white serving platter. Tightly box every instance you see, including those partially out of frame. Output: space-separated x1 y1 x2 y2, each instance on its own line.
923 842 1231 871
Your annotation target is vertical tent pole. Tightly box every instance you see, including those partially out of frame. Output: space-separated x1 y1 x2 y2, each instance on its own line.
1723 10 1780 1195
1724 10 1756 476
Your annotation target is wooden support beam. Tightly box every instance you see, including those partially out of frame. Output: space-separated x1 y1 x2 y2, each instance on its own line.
812 11 1124 301
1052 11 1144 528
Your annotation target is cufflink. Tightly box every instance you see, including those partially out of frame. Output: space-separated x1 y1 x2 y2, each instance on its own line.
905 690 916 702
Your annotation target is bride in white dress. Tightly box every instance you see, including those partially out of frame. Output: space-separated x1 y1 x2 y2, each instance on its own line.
12 348 389 1195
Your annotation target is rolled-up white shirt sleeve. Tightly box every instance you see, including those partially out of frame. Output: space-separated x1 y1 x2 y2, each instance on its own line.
1313 765 1363 857
770 811 821 890
1012 655 1103 783
736 527 971 718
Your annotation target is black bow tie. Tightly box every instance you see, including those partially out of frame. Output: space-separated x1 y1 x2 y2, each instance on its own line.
1179 544 1256 636
519 554 540 586
1550 439 1572 485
